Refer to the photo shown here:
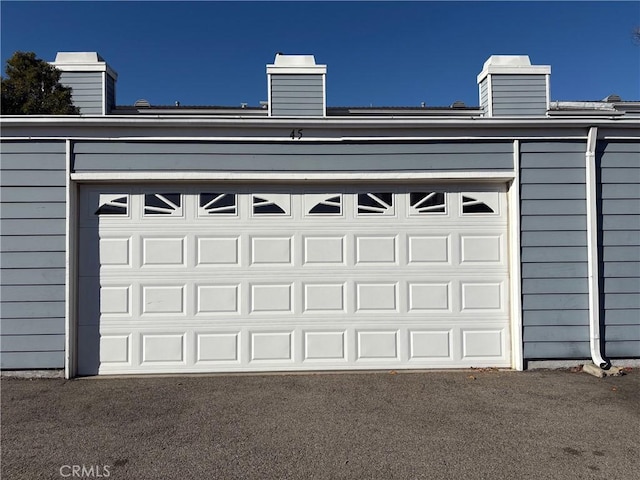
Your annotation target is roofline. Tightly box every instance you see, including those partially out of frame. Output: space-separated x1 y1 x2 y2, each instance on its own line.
1 115 638 129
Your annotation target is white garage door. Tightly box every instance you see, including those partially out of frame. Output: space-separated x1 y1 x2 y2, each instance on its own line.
78 184 511 375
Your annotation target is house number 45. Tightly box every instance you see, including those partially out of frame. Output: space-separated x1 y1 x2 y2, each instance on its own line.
290 129 303 139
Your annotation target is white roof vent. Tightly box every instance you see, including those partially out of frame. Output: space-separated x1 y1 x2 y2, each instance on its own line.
134 99 151 108
603 94 621 102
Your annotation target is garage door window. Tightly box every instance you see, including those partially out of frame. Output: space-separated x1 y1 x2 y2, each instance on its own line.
95 194 128 215
357 193 394 216
199 193 237 216
144 193 183 216
409 192 446 215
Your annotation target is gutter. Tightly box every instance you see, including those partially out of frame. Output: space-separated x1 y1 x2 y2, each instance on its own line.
585 126 611 370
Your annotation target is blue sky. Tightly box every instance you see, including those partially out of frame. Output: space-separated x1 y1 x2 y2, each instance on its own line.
1 1 639 108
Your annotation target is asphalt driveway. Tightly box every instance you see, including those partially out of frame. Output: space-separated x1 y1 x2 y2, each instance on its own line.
1 369 639 480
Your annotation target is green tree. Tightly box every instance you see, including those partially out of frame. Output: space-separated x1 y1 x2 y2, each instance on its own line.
1 51 79 115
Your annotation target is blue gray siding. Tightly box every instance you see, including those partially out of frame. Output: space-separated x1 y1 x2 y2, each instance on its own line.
521 141 590 359
479 78 489 116
491 75 547 116
72 141 514 172
59 71 103 115
270 74 324 117
0 141 67 369
598 141 640 358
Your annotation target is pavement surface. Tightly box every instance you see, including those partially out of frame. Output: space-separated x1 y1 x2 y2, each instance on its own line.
1 368 639 480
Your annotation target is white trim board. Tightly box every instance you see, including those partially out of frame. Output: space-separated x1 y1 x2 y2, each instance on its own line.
1 136 590 142
71 171 516 182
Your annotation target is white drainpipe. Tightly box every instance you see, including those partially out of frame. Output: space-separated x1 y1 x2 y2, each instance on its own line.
585 126 611 369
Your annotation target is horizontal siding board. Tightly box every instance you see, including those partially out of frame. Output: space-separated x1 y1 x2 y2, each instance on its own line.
0 301 65 318
521 142 586 153
74 153 513 172
604 277 640 293
520 169 585 184
522 309 588 326
493 107 546 116
271 91 324 99
522 278 588 294
524 325 588 342
597 142 640 154
1 285 65 302
602 200 640 215
602 231 640 246
603 309 640 325
601 215 640 230
602 246 640 262
0 334 65 352
604 325 640 341
0 268 65 285
604 294 640 309
520 184 586 199
521 246 587 262
604 341 640 358
271 85 325 93
271 74 323 83
524 341 589 359
521 215 586 231
521 231 587 247
0 187 65 203
73 141 514 155
520 200 587 215
0 252 65 269
0 171 66 187
600 168 640 184
599 153 640 167
603 262 640 278
1 235 65 252
0 141 66 154
522 262 588 278
0 203 66 220
491 74 547 84
0 351 64 369
492 86 547 95
0 317 64 335
519 152 585 168
0 153 66 170
601 184 640 199
522 294 589 310
271 110 324 117
1 219 66 236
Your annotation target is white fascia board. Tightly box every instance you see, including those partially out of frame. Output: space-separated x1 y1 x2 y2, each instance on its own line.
266 65 327 75
71 171 515 182
477 65 551 84
3 116 639 127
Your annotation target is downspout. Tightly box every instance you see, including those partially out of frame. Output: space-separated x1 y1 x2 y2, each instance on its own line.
585 126 611 369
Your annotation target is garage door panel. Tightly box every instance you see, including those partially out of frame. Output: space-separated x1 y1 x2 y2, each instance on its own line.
83 185 510 374
195 332 240 363
141 236 186 266
409 330 453 360
196 236 240 266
